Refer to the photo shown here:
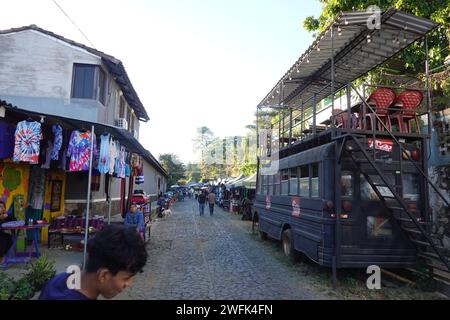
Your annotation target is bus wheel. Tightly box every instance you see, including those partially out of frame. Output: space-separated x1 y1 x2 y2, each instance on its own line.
259 231 268 240
282 229 299 261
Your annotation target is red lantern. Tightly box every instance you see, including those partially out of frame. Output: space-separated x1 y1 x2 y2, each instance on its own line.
411 149 421 161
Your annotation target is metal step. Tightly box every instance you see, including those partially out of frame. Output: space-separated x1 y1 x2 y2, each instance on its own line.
395 217 430 225
411 239 445 250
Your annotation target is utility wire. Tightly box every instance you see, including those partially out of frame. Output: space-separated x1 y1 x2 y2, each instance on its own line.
51 0 96 48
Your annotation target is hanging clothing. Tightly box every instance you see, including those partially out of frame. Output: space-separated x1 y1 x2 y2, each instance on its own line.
98 133 110 174
41 140 53 169
67 130 98 172
108 139 118 175
135 175 145 185
13 120 43 164
51 125 63 161
115 146 126 178
0 121 15 159
125 163 131 177
28 166 47 210
91 170 101 192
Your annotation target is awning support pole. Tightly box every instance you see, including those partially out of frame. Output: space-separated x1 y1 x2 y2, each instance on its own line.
107 176 112 224
82 125 95 270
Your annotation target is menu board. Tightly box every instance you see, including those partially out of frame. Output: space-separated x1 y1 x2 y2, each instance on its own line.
50 180 63 212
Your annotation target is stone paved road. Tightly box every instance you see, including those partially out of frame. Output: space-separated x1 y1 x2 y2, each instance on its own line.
115 199 332 300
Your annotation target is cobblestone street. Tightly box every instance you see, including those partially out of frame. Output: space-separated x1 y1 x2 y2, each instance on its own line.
115 199 332 300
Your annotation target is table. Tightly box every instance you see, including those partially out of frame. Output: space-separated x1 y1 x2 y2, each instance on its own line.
47 227 98 249
0 223 49 266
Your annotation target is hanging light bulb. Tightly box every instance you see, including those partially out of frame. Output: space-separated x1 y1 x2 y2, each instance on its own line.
367 34 371 43
317 45 321 51
289 76 292 81
338 26 342 36
307 57 310 63
344 18 348 25
296 68 300 73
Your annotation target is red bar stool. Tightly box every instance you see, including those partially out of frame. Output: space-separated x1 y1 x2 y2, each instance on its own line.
389 90 423 133
360 87 396 131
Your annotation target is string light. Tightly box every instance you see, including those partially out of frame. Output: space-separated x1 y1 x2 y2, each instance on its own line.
367 34 371 43
307 57 310 63
344 18 348 25
338 26 342 36
317 45 321 51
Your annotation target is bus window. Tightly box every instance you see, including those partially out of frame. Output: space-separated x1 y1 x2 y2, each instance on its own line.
274 171 281 195
261 175 267 195
360 175 379 201
311 163 319 197
403 173 420 201
367 216 393 239
289 168 298 195
281 169 289 196
299 165 309 197
341 172 353 197
268 175 274 196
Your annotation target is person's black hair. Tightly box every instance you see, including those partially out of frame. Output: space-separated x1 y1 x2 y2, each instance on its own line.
86 224 147 275
0 201 5 206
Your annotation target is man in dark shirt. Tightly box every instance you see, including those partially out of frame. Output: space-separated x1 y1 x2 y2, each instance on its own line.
0 201 13 266
39 224 148 300
198 191 206 216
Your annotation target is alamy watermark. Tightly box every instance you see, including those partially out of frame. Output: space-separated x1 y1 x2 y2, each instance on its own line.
66 265 81 290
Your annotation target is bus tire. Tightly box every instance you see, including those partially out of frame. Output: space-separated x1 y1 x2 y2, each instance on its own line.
259 231 268 240
282 229 300 261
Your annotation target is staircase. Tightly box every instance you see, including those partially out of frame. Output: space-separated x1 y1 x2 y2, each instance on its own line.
335 132 450 286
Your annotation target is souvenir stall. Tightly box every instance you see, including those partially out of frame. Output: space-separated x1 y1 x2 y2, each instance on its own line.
0 101 150 268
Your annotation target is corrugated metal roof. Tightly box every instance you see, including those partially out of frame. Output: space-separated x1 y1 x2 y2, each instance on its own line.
0 25 150 121
258 8 439 110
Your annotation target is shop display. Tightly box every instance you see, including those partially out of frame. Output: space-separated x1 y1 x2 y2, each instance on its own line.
98 133 110 174
13 120 43 164
67 130 98 172
0 121 15 159
51 125 63 161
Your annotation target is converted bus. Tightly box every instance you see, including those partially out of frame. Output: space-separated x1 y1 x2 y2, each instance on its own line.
253 8 450 284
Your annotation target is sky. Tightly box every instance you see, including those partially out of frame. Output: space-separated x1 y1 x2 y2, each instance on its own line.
1 0 322 163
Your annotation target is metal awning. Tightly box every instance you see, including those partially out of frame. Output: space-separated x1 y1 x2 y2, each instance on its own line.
258 8 438 110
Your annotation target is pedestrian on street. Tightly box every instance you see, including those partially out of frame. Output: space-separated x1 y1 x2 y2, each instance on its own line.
39 224 148 300
207 191 216 216
124 203 145 240
198 191 206 216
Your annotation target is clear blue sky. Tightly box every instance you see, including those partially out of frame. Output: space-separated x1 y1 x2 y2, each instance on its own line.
1 0 322 163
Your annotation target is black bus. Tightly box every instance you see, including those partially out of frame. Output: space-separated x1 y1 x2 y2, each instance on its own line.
253 8 450 282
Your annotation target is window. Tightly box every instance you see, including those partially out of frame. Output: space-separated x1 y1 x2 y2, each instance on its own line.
127 107 132 131
262 175 267 195
98 68 106 105
289 168 298 195
72 64 106 104
268 175 274 196
281 169 289 196
367 216 393 238
341 172 354 197
119 97 126 118
72 64 95 99
403 174 420 201
299 165 309 197
274 171 280 195
311 163 319 197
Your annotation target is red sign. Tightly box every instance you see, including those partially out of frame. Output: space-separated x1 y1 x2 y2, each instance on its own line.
265 195 271 210
367 138 393 153
292 197 301 217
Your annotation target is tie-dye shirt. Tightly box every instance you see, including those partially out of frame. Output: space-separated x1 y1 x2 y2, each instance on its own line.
13 120 43 164
51 125 63 161
67 130 98 172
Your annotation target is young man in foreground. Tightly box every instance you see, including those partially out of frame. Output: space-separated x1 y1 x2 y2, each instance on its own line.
39 224 148 300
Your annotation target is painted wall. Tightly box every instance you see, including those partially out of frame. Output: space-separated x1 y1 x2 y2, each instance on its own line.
0 162 29 219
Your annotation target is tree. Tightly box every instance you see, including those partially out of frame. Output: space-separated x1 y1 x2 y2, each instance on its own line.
158 154 186 187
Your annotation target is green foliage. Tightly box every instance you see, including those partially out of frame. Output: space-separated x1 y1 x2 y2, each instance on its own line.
11 278 34 300
159 154 186 188
24 255 56 291
0 272 16 300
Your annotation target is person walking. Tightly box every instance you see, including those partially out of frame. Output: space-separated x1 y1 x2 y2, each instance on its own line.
207 191 216 216
198 191 206 216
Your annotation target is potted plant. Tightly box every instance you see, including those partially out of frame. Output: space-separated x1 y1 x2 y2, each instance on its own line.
24 255 56 292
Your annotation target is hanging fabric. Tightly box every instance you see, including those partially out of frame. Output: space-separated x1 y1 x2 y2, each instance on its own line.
28 166 47 210
105 173 111 201
51 124 63 161
115 146 126 178
108 138 118 175
13 120 43 164
98 133 110 174
0 121 15 159
67 130 98 172
91 169 101 192
41 140 53 169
